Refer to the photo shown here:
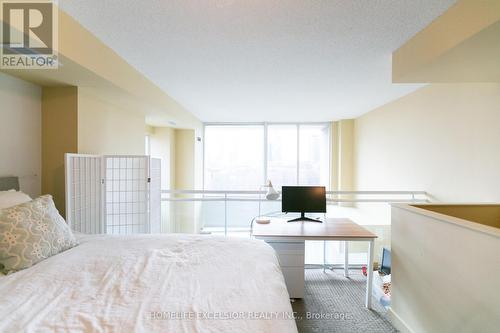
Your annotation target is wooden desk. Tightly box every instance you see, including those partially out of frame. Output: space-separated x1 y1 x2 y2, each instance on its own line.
253 218 378 309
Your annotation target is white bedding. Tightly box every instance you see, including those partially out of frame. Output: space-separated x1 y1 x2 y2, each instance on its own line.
0 234 297 333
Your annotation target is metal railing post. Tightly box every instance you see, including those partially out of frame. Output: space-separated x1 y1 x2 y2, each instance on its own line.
224 193 228 237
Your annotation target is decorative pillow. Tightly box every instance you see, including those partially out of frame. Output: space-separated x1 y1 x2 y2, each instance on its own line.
0 195 78 273
0 190 32 209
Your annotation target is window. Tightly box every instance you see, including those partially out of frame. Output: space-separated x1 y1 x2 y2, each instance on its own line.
204 124 330 190
204 125 264 190
298 124 330 186
267 125 297 188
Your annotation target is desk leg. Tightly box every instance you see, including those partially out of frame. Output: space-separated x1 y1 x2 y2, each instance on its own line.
344 241 349 277
365 239 375 309
323 241 327 272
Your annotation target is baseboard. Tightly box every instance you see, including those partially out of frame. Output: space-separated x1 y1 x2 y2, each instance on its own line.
387 308 414 333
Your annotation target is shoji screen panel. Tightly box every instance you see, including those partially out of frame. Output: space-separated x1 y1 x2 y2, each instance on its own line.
149 158 161 233
104 156 149 235
65 154 104 234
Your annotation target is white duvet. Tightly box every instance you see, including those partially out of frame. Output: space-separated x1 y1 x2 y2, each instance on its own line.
0 234 297 333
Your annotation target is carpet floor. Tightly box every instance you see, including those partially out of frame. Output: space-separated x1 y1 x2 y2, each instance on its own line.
291 269 397 333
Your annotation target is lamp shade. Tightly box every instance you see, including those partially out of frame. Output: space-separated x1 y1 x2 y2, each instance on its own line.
265 181 279 200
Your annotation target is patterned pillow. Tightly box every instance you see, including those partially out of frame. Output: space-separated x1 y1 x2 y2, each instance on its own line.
0 195 78 273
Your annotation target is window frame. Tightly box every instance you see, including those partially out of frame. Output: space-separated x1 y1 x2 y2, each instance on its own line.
145 134 151 156
203 122 331 190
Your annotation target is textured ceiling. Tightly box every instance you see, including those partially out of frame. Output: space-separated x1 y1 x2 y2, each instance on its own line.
59 0 457 122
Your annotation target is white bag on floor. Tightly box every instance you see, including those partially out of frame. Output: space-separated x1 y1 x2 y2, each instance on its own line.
372 272 391 307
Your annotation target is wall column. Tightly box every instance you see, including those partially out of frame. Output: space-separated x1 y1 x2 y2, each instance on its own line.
41 86 78 217
331 119 355 206
174 129 196 233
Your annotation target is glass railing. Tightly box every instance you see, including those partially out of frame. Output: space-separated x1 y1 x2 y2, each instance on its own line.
161 190 428 265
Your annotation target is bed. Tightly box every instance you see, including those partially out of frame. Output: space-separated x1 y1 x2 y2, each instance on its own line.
0 178 297 333
0 233 297 332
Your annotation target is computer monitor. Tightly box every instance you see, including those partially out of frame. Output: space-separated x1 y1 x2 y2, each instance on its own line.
379 248 391 275
281 186 326 222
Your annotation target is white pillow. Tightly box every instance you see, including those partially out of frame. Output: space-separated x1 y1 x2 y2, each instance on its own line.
0 190 32 209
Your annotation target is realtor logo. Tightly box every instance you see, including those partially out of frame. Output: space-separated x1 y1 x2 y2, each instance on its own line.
1 0 58 69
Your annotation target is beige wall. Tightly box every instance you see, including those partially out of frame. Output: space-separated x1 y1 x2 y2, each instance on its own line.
331 120 356 192
354 83 500 202
329 120 355 208
149 127 176 233
175 129 195 190
393 0 500 83
149 126 202 233
2 76 146 215
391 204 500 333
0 73 41 198
42 86 78 217
77 88 146 155
149 126 197 191
413 204 500 229
330 122 339 191
338 120 355 192
150 127 176 190
174 129 197 233
41 86 147 215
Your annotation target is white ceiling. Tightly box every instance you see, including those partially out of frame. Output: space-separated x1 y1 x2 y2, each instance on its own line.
59 0 457 123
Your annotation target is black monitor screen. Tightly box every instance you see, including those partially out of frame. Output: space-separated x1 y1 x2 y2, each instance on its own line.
380 248 391 275
282 186 326 213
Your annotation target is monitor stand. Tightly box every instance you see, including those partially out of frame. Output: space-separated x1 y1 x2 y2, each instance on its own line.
288 212 322 223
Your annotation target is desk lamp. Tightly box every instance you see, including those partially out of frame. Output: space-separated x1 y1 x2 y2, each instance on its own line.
256 180 279 224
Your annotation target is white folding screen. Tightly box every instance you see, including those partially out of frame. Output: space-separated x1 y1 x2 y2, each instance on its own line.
104 155 149 234
149 158 162 233
65 154 161 235
65 154 104 234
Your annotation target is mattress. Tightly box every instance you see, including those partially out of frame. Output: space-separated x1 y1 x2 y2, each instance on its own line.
0 234 297 333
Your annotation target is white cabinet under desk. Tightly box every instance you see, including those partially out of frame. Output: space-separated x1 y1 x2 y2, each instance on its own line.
264 240 305 299
253 218 377 308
